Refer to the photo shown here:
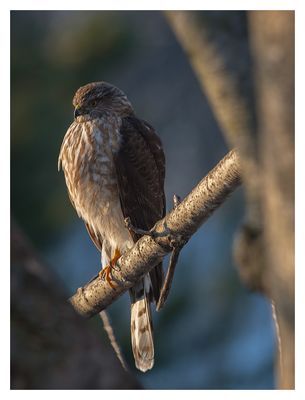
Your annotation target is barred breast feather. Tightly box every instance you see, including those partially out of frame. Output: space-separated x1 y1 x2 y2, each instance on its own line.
58 116 133 253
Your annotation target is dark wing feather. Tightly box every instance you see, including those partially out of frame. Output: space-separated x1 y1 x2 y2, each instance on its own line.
114 115 166 302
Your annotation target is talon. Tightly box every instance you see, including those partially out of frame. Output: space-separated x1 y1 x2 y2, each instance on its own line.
105 266 116 289
99 265 116 288
98 248 121 288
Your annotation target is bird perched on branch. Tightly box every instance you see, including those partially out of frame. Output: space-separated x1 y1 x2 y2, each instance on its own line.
58 81 166 372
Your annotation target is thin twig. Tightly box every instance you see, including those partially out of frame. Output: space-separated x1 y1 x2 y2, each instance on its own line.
173 194 181 209
99 310 128 371
271 301 283 380
157 247 182 311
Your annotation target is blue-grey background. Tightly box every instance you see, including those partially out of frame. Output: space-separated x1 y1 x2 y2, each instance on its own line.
11 10 275 389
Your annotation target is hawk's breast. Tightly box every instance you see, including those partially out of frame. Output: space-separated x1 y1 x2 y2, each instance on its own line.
59 116 133 253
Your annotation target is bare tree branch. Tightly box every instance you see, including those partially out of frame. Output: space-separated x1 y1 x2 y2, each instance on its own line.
69 149 241 318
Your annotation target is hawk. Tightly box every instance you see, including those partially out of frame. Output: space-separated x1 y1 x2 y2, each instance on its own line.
58 82 166 372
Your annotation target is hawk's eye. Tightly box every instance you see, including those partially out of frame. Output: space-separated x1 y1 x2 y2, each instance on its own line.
91 100 97 107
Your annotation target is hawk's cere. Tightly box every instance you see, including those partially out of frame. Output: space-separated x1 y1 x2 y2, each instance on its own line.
58 82 166 372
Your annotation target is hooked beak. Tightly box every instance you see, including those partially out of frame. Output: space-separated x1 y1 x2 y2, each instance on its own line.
74 107 81 119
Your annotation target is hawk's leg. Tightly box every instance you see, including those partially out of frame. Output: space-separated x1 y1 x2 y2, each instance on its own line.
124 217 170 239
99 248 121 289
110 247 121 271
124 217 153 237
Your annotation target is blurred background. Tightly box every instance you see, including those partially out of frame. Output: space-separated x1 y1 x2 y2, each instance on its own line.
11 10 276 389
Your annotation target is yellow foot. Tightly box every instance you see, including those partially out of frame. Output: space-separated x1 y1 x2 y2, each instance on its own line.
99 265 116 288
111 247 121 270
99 248 121 289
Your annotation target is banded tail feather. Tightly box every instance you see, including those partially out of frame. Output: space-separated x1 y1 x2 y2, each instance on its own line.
130 275 154 372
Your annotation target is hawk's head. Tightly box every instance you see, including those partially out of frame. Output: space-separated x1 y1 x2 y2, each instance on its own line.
73 81 133 120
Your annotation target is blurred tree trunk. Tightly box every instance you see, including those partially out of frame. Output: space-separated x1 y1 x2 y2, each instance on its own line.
165 10 294 389
11 220 141 389
248 11 295 389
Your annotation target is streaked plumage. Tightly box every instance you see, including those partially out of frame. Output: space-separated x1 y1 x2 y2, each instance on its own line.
58 82 166 372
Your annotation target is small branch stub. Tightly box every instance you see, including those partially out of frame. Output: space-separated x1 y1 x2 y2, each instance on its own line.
157 193 183 310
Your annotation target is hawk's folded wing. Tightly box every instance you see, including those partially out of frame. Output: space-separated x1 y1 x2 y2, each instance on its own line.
114 115 166 301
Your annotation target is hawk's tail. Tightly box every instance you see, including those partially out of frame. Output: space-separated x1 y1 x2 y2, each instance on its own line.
129 275 154 372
